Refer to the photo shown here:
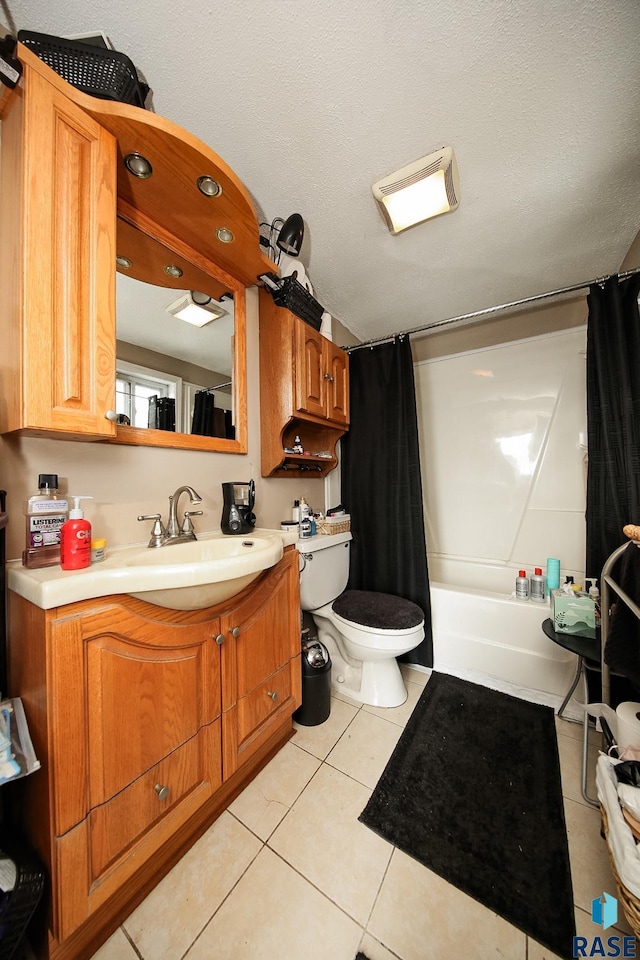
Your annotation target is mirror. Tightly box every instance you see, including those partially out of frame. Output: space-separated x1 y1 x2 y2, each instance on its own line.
112 218 247 453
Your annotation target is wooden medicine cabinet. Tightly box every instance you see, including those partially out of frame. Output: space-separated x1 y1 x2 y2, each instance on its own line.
0 41 276 453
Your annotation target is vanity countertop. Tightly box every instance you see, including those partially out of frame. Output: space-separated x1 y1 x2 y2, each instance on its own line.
8 527 298 610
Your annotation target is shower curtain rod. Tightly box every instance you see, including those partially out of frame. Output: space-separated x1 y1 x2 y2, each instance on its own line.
343 266 640 353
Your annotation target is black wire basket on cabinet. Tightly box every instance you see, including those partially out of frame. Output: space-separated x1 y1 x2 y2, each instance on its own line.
270 277 324 331
17 30 149 108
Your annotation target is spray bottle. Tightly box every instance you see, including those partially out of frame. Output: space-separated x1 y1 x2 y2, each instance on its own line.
60 497 93 570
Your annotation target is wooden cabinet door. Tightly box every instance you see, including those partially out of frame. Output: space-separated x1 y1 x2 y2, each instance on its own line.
220 550 301 775
49 600 221 836
294 321 326 419
48 599 223 939
324 340 350 425
0 63 117 438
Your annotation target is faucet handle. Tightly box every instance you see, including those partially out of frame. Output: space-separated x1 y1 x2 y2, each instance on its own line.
182 510 203 536
137 514 166 548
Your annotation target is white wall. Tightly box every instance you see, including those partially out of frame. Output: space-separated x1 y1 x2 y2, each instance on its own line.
415 326 588 593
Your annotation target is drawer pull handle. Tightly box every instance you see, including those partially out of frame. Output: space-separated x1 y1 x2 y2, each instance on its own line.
214 634 225 645
267 690 278 701
230 626 240 638
155 783 169 801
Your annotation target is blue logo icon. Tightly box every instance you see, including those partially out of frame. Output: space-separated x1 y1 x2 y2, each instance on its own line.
591 892 618 930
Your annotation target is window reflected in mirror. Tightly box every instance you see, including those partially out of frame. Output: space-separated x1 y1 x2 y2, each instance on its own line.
116 272 235 438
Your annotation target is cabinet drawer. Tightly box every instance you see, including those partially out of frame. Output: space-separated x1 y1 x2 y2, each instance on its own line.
236 663 292 745
89 721 221 881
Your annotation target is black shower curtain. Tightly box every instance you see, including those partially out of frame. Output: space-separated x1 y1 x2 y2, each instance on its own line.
341 336 432 667
586 274 640 581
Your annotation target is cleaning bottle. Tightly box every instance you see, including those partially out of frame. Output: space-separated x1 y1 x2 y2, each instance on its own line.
515 570 529 600
60 497 93 570
586 578 601 626
530 567 546 602
23 474 68 569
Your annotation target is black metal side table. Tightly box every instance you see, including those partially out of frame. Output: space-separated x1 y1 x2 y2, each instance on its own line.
541 618 600 717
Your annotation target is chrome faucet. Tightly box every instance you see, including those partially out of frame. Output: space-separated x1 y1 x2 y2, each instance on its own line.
137 485 203 547
166 486 203 540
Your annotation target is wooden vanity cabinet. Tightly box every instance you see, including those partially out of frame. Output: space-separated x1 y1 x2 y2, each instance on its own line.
0 56 117 439
221 547 302 775
258 289 350 477
7 550 301 960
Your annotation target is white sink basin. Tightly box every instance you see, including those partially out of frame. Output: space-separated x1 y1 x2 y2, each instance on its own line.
123 535 282 609
7 530 290 611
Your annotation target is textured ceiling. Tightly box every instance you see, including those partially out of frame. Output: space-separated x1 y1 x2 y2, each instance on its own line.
7 0 640 343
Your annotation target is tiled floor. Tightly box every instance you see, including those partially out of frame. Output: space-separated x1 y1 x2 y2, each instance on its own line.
87 667 633 960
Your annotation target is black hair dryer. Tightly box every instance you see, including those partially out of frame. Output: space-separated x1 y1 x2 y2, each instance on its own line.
221 480 256 535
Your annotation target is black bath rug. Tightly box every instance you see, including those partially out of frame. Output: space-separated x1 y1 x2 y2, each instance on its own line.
359 672 575 959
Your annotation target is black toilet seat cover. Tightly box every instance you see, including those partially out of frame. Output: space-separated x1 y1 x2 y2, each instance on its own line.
332 590 424 630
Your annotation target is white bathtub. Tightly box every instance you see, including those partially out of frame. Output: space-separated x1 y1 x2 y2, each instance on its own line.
430 580 579 709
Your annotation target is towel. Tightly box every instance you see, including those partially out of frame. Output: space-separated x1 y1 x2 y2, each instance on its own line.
605 542 640 689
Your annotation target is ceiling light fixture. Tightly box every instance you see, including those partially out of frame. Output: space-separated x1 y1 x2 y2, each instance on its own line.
164 264 183 279
197 175 222 197
124 152 153 179
372 146 460 235
216 226 234 243
166 291 228 327
116 255 132 269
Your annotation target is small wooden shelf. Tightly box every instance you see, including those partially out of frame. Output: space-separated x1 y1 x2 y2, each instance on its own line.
258 292 349 478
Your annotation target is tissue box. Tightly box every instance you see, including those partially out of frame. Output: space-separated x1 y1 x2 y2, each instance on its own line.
551 589 596 638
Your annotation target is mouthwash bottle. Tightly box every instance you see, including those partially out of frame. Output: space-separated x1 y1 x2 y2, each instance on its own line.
22 474 68 568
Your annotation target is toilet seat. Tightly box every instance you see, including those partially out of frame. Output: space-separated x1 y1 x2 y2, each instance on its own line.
332 590 424 633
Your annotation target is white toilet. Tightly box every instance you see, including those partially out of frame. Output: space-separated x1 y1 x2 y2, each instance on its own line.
298 531 424 707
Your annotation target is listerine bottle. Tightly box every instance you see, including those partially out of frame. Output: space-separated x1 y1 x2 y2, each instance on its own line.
23 474 68 568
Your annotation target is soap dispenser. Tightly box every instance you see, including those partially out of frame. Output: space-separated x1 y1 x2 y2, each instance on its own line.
60 496 93 570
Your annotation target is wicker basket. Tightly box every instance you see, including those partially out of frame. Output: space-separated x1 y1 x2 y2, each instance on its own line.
316 515 351 535
601 803 640 936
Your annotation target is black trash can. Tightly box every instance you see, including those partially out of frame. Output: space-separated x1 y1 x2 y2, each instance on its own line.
293 630 331 726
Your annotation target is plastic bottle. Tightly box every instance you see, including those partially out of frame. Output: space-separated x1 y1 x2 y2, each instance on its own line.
23 474 68 569
586 578 601 626
91 538 107 563
60 497 93 570
530 567 546 602
292 499 300 522
515 570 529 600
299 497 310 520
546 558 561 591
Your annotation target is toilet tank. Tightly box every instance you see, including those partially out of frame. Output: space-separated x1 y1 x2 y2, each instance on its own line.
299 531 352 611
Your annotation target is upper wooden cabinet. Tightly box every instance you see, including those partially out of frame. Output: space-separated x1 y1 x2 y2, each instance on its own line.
295 323 349 425
0 63 118 439
259 290 350 477
0 43 275 449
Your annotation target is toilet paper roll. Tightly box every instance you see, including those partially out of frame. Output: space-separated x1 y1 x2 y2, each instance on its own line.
616 702 640 750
